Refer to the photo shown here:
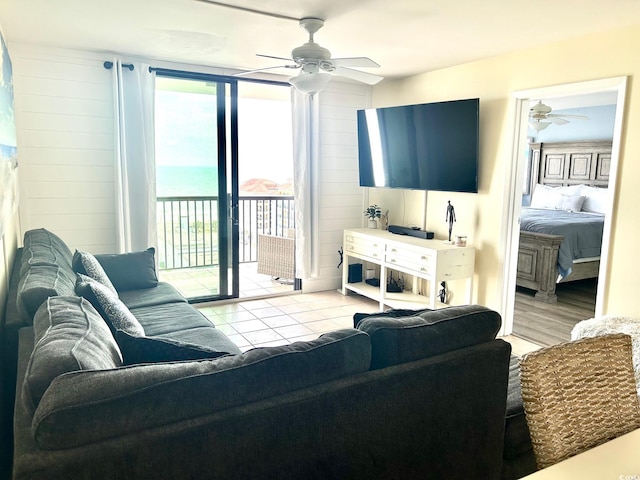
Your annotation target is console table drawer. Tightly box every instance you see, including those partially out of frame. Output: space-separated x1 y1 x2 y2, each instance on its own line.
344 234 384 260
437 249 475 280
386 244 435 274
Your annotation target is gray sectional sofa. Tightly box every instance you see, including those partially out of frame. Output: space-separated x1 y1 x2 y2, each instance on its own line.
2 228 514 479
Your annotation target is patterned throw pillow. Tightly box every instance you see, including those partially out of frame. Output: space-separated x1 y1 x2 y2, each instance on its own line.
115 331 231 365
72 250 118 296
75 274 145 337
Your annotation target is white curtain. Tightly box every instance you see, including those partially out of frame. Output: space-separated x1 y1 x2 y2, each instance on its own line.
292 90 320 280
111 59 157 253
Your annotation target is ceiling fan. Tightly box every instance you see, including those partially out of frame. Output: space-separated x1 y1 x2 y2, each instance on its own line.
238 17 384 94
529 100 589 132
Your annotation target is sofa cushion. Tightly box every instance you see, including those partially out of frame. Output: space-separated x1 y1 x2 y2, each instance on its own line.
115 331 237 365
95 248 159 291
22 296 123 415
118 282 187 310
22 228 73 260
20 228 73 276
32 329 371 449
72 250 118 295
75 274 145 337
130 302 214 337
16 264 77 320
357 305 501 369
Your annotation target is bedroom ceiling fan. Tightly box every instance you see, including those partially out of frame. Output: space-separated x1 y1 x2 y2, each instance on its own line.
529 100 589 132
238 17 384 94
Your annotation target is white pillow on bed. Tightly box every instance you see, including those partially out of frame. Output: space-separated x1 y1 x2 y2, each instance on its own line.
558 184 583 196
530 184 586 212
557 194 586 212
530 184 561 209
581 185 610 214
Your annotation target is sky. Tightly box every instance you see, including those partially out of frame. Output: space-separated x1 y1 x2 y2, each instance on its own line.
155 89 293 184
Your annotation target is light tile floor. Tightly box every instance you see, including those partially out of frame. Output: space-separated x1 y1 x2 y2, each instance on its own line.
195 289 542 355
159 262 295 300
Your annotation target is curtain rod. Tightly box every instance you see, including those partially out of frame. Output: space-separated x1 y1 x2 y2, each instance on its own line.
103 61 134 71
102 62 289 87
148 66 289 87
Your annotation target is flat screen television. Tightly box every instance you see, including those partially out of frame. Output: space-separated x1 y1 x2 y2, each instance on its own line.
357 98 479 192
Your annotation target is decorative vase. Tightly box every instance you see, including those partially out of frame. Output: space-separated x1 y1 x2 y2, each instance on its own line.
368 219 378 229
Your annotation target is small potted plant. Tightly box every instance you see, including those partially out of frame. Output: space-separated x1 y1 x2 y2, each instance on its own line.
364 204 382 229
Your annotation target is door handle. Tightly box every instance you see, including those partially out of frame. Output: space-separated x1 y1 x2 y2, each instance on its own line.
229 204 239 224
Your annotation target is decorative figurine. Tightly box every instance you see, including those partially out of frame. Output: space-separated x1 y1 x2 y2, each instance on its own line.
446 201 456 242
438 281 447 304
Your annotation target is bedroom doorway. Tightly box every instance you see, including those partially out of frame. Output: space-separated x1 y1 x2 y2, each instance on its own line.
501 77 628 340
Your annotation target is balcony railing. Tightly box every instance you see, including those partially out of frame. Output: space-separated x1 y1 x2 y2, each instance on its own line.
156 195 295 270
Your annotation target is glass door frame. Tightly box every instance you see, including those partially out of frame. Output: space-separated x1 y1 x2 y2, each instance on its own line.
152 67 289 302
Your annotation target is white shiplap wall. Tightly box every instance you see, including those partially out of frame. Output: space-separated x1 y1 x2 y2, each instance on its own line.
309 82 372 292
9 42 370 291
11 44 116 253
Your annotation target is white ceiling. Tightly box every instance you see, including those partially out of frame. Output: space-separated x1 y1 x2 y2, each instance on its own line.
1 0 640 82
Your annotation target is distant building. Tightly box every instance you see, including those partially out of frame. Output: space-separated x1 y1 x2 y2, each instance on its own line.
239 178 278 194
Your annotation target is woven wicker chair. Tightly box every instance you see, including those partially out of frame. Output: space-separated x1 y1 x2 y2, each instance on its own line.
256 230 295 281
520 333 640 470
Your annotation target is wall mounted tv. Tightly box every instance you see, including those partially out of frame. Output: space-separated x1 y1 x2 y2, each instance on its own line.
357 98 479 192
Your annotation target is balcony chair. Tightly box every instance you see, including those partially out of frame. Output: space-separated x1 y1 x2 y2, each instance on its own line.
519 333 640 470
257 229 295 282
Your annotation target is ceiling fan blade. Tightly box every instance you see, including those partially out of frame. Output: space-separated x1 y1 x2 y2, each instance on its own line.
548 116 569 125
331 57 380 68
547 113 589 120
234 65 300 77
256 53 295 62
333 66 383 85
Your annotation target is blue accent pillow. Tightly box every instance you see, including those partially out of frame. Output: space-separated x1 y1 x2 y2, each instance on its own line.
95 248 158 291
115 331 233 365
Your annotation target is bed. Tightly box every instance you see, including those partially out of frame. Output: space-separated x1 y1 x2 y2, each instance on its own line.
516 140 612 303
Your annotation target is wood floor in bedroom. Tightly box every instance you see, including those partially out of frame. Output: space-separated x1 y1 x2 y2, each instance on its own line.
512 278 597 347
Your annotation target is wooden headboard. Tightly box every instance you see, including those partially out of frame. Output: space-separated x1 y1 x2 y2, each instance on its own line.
528 140 612 193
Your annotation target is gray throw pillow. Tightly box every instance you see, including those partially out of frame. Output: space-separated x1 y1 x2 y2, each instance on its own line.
115 331 232 365
95 248 158 291
75 274 145 337
73 250 118 296
22 296 123 415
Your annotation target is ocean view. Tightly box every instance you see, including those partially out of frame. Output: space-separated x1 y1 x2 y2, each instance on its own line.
157 165 293 197
156 165 218 197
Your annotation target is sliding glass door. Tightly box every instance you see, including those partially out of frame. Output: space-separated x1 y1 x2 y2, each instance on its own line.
153 70 295 302
154 76 238 301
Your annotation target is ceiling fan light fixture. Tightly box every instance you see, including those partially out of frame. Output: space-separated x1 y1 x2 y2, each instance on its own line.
529 119 551 132
289 72 332 94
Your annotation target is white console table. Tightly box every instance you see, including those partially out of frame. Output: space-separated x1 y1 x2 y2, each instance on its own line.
340 228 475 310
